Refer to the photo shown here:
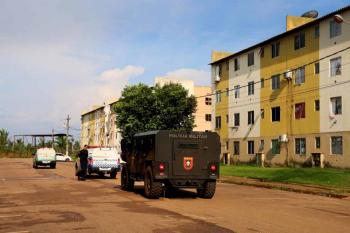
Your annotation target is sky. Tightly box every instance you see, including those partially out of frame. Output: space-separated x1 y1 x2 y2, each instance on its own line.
0 0 348 140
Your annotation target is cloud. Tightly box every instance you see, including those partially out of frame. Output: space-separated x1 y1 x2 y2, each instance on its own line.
99 66 145 82
95 65 145 101
155 68 210 86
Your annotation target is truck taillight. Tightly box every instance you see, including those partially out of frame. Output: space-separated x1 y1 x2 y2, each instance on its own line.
88 157 93 165
210 164 216 172
159 163 165 172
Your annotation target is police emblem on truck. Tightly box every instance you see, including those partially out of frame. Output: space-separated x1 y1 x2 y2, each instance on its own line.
183 157 194 171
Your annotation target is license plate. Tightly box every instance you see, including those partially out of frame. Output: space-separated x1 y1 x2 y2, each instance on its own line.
42 161 49 164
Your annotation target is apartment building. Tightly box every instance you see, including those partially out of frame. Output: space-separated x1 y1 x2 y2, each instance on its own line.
211 6 350 168
155 78 212 132
80 99 121 153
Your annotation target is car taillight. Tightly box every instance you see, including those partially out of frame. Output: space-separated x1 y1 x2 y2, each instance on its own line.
159 163 165 172
210 164 216 172
88 157 93 165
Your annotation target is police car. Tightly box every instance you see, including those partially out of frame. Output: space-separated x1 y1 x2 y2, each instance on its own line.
75 147 121 178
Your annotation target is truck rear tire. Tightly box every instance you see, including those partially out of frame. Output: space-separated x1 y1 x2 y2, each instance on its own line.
121 166 134 191
144 166 162 199
197 181 216 199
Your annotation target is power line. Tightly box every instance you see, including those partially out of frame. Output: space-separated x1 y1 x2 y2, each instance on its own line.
195 45 350 99
214 79 350 112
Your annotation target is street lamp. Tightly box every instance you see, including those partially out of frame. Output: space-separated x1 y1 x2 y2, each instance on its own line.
334 14 350 25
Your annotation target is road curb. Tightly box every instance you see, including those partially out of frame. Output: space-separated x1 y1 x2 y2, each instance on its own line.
219 176 349 199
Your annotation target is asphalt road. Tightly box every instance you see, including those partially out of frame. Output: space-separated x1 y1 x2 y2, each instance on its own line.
0 158 349 233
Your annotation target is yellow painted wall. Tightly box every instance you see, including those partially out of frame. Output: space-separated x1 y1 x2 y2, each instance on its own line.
214 61 229 152
211 51 232 63
260 25 320 138
286 16 315 31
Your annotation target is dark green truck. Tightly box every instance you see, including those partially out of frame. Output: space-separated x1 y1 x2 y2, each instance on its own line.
120 130 220 199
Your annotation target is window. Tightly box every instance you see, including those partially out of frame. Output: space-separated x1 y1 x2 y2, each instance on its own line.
315 100 320 111
294 32 305 50
261 79 265 88
234 58 240 71
205 114 212 122
248 52 254 66
315 62 320 74
271 42 280 58
315 137 321 149
226 141 229 150
331 136 343 154
272 75 280 90
336 97 345 116
295 138 306 155
295 67 305 84
226 88 229 96
271 107 280 122
259 140 264 151
234 85 240 98
261 109 264 119
215 91 222 103
330 19 342 38
314 25 320 38
205 97 212 105
248 111 254 125
215 116 221 129
218 64 222 77
248 141 254 154
330 97 342 115
234 141 240 155
178 143 199 150
259 47 264 57
226 114 229 123
248 81 254 95
295 102 306 119
271 139 280 154
330 57 342 76
234 113 240 126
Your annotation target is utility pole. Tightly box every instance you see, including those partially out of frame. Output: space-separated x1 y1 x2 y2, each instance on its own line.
52 129 54 149
65 115 71 156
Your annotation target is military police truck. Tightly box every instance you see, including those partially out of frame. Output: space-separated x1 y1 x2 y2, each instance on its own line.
120 130 220 199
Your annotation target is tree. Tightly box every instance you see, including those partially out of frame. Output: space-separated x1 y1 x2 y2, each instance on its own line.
0 129 10 152
114 83 197 143
55 136 66 153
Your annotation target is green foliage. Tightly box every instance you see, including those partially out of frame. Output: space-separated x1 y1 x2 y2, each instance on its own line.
0 129 10 152
55 136 67 152
0 128 81 158
114 83 197 142
221 165 350 189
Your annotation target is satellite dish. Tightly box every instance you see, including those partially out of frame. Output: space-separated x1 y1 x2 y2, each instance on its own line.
301 10 318 18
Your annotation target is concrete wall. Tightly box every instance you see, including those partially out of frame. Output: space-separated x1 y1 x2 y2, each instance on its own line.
319 11 350 133
211 61 230 157
229 48 261 139
194 86 212 132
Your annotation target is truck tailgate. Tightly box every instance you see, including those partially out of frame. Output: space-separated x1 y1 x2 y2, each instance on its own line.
171 140 206 176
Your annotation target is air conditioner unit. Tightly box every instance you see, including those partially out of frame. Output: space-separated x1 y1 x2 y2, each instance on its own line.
284 70 292 80
279 134 288 142
215 75 221 82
